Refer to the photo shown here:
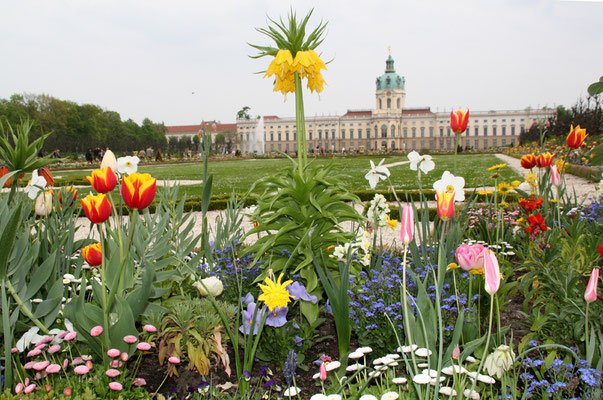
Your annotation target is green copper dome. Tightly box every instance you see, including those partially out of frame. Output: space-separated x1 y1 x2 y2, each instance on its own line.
376 55 405 90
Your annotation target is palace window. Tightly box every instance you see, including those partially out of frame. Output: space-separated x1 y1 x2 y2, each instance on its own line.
511 126 515 136
475 127 479 136
397 98 400 108
447 127 451 136
484 127 488 136
366 128 370 138
420 127 425 138
403 128 408 137
350 129 354 139
381 125 387 138
439 127 444 136
429 127 434 137
391 125 396 137
318 130 322 140
278 133 281 141
332 130 336 139
493 127 497 136
502 126 506 136
387 98 391 109
270 133 274 141
412 127 416 138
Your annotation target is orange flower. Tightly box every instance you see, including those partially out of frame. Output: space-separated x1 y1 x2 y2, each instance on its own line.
121 173 156 210
0 165 11 188
566 125 587 149
57 186 78 207
81 193 111 224
37 167 54 188
86 167 117 194
450 109 469 134
520 154 536 170
82 243 102 267
436 190 455 221
535 152 555 168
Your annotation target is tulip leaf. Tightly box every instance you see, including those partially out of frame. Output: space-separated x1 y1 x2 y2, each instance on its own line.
23 251 57 300
108 296 137 353
126 262 155 318
31 296 63 319
0 204 22 281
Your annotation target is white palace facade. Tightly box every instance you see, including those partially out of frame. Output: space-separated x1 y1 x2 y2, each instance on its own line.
237 54 554 153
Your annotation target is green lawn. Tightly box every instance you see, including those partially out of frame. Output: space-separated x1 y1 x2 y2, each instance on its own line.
54 154 520 197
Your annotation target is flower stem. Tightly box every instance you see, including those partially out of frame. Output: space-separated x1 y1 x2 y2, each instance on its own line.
470 294 495 395
294 72 307 174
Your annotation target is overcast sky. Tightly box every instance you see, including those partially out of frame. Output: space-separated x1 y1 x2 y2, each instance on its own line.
1 0 602 126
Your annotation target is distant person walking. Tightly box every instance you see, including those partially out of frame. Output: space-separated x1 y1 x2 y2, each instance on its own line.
85 149 93 164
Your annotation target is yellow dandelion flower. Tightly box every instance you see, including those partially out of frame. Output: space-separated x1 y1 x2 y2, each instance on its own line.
488 163 507 171
385 215 398 231
258 273 293 311
497 182 513 195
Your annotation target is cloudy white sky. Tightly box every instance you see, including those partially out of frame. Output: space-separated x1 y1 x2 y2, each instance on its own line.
1 0 602 126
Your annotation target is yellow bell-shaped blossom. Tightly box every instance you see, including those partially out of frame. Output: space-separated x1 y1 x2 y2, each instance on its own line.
265 49 294 78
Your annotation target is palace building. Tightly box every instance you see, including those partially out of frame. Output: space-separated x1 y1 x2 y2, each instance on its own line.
236 54 554 153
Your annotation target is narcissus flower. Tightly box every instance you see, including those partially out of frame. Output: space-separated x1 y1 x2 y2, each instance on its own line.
433 171 465 202
567 125 587 149
121 173 156 209
450 109 469 134
117 156 140 175
86 167 117 193
535 152 555 168
436 190 455 221
81 194 111 224
520 154 537 169
258 273 293 311
82 243 102 267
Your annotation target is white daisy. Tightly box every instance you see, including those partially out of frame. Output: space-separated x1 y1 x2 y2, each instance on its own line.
412 374 431 385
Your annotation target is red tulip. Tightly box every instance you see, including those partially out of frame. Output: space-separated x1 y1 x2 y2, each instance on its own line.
121 173 156 210
450 109 469 134
86 167 117 194
566 125 587 149
535 152 555 168
82 243 102 267
520 154 537 170
81 194 111 224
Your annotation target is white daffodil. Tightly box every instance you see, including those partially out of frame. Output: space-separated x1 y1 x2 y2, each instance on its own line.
408 151 435 174
365 159 390 189
24 170 48 200
433 171 466 202
117 156 140 175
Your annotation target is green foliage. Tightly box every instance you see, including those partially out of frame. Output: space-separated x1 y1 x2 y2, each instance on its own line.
588 76 603 96
158 297 235 376
0 94 167 153
243 160 362 323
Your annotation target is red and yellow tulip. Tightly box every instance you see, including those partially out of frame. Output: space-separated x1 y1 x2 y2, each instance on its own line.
81 193 111 224
86 167 117 194
121 173 156 210
450 109 469 134
520 154 537 170
436 190 455 221
535 152 555 168
82 243 102 267
566 125 587 149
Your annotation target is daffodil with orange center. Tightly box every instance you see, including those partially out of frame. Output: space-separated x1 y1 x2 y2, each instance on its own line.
121 172 156 210
258 273 293 311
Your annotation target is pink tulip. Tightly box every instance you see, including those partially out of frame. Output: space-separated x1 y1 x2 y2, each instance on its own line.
137 342 151 351
107 349 121 358
123 335 138 344
400 204 414 245
35 343 47 350
73 365 89 375
585 268 600 303
109 382 123 391
106 369 121 378
452 346 460 360
133 378 147 386
319 362 327 381
455 244 485 273
550 164 561 186
46 364 61 374
90 325 103 337
48 344 61 354
143 324 157 333
483 249 501 295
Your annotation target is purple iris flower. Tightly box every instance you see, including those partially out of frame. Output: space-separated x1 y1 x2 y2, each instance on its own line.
265 306 288 327
239 302 264 335
287 282 318 304
242 292 254 306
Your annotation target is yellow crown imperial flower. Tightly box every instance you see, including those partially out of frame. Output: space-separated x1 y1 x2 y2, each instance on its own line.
258 273 293 311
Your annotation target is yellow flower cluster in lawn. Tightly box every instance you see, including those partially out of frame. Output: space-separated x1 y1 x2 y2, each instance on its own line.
488 163 507 171
264 49 327 95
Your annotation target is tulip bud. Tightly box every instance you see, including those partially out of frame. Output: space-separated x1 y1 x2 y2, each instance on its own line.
101 150 117 172
584 268 599 303
436 190 455 221
450 109 469 134
193 276 224 296
34 190 53 216
400 204 414 245
550 165 561 186
483 249 501 295
319 362 327 381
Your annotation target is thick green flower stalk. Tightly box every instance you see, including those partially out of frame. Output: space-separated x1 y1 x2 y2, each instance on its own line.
250 9 327 173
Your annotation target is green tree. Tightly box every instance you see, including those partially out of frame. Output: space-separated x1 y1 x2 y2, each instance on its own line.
237 106 251 120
